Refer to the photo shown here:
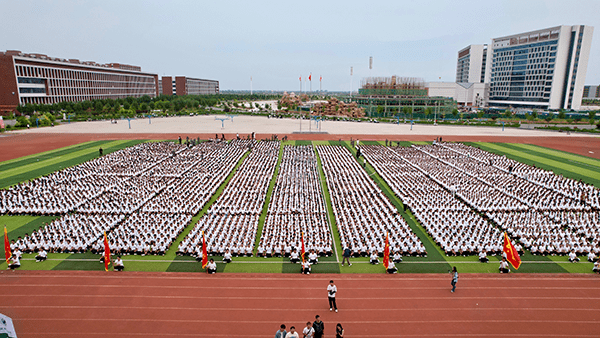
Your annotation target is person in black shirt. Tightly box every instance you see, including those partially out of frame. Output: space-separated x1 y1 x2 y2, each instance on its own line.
313 315 324 338
341 247 352 266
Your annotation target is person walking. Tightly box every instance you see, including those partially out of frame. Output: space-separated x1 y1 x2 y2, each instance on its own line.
450 266 458 293
313 315 324 338
341 247 352 266
327 280 338 312
335 323 344 338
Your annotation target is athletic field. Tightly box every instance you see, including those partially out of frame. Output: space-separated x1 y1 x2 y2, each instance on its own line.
1 123 600 337
2 137 599 274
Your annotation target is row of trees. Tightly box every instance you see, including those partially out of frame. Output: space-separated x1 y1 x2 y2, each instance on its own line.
12 94 284 121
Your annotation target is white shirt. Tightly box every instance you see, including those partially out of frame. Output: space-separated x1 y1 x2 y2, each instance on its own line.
500 261 509 269
327 284 337 298
207 262 217 270
284 332 299 338
302 327 315 338
114 258 124 267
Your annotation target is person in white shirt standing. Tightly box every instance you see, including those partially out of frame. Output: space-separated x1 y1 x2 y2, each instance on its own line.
285 326 299 338
327 280 338 312
303 322 315 338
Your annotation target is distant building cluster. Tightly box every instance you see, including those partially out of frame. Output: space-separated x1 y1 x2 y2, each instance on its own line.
583 85 600 99
0 50 219 115
429 25 594 111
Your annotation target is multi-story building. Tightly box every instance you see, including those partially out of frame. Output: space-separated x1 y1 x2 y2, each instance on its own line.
161 76 219 96
485 25 593 110
456 44 488 84
583 85 600 99
0 50 159 115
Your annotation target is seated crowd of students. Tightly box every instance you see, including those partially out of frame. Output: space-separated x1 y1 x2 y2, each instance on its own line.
361 142 600 258
258 146 332 257
317 145 427 257
178 141 280 257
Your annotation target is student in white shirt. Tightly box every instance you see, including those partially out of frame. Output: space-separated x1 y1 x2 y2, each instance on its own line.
308 250 318 264
36 249 47 262
290 250 300 264
593 259 600 274
302 322 315 338
223 250 232 263
8 255 20 270
114 256 124 271
587 251 596 263
568 250 580 263
499 258 510 273
393 251 402 263
478 250 489 263
369 251 379 265
207 259 217 274
327 280 338 312
386 260 398 274
301 260 311 275
285 326 299 338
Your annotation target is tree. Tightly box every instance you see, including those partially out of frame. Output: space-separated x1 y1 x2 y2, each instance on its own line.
504 109 511 118
477 110 485 119
451 108 459 119
424 107 433 118
589 110 597 125
558 110 566 120
531 109 538 119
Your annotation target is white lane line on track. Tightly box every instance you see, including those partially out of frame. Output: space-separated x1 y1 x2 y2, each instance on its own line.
11 318 600 324
3 294 600 300
3 284 599 290
5 305 599 311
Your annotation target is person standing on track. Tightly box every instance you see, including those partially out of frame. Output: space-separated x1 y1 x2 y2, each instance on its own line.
450 266 458 293
274 324 287 338
335 323 344 338
313 315 324 338
285 326 299 338
327 280 338 312
302 321 314 338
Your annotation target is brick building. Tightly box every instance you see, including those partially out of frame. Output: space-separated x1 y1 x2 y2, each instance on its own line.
0 50 159 115
161 76 219 96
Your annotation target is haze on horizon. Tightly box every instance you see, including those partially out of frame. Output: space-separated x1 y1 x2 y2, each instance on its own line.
1 0 598 92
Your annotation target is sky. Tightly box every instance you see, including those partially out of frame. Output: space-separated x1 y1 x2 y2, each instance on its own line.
1 0 599 91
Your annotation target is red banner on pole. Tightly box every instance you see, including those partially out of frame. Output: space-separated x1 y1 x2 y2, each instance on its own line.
201 231 208 269
503 232 521 270
103 231 111 271
383 232 390 269
4 226 12 265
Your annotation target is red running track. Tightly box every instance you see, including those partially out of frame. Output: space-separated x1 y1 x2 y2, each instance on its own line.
1 133 600 162
0 271 599 337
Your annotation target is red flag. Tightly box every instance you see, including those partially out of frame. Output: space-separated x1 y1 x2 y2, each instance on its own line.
300 232 307 263
383 232 390 269
320 76 322 82
503 232 521 270
4 226 12 265
309 74 312 81
299 76 301 82
201 231 208 269
103 231 111 271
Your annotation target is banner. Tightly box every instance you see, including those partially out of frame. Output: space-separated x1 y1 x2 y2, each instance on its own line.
4 226 11 265
201 231 208 269
503 232 521 269
103 231 111 271
383 232 390 269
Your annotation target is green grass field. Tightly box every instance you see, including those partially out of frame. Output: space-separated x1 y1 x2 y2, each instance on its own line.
1 140 598 274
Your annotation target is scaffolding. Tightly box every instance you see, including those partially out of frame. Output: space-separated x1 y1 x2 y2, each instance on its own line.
345 76 456 118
